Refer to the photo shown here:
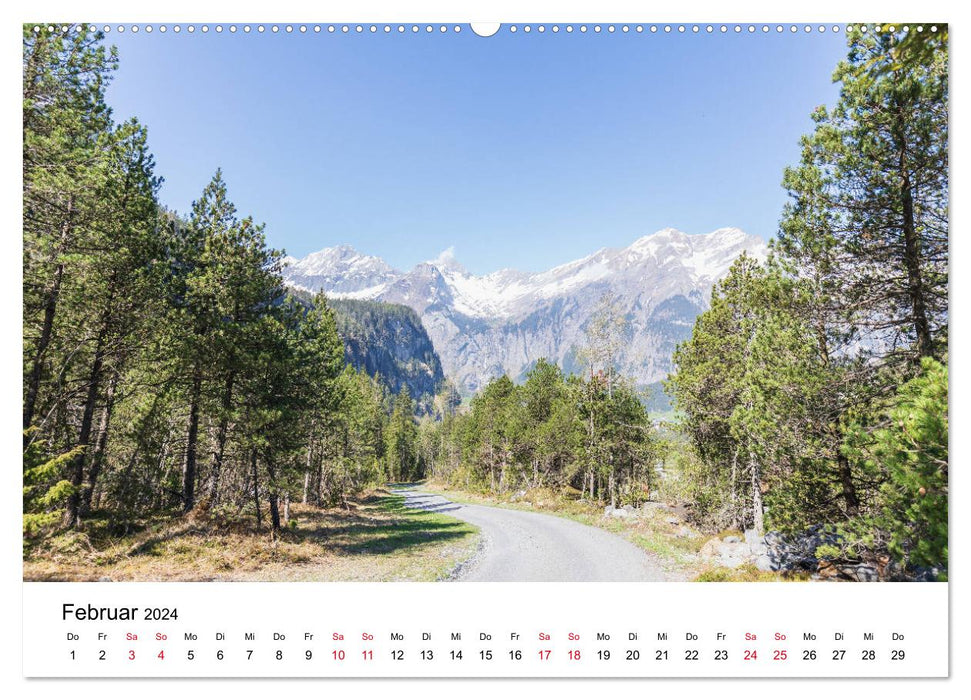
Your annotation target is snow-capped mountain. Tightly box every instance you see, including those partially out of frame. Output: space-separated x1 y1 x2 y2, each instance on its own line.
283 228 768 394
281 244 399 296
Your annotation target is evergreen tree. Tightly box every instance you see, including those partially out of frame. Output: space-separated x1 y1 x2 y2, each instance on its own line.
385 388 419 482
296 294 353 507
21 29 403 544
23 25 118 434
467 376 518 492
778 27 947 368
519 360 574 489
64 119 163 524
842 357 947 570
169 169 285 512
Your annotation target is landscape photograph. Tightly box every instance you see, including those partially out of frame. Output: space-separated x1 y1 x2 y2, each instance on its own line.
22 23 947 583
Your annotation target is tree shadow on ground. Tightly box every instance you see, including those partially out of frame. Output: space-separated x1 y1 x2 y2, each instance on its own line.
295 494 474 555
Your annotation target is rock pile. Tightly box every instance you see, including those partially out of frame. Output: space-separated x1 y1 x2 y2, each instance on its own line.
699 528 766 569
698 525 941 581
755 525 842 574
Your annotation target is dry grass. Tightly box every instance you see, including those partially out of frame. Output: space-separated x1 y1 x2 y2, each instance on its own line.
694 564 811 582
23 490 480 582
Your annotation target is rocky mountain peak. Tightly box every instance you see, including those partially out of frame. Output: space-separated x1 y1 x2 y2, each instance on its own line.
282 228 769 394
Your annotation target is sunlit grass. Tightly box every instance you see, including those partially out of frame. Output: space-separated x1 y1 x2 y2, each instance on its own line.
23 490 480 582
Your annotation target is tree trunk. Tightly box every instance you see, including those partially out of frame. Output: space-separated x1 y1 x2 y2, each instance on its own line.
318 456 328 505
749 452 765 536
283 492 291 524
24 199 73 434
730 447 740 529
900 171 933 359
81 370 119 516
23 261 61 433
151 440 171 511
266 461 281 533
62 327 106 527
251 450 262 531
837 453 860 517
182 362 203 513
268 493 281 533
205 370 236 507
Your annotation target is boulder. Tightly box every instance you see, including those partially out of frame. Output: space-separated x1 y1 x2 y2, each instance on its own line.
817 561 880 582
759 528 840 572
755 554 776 572
910 566 945 582
700 537 752 568
717 540 751 568
745 529 768 556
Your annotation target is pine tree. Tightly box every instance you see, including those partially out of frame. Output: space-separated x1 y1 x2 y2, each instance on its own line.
170 169 285 513
668 255 837 534
777 27 947 369
23 26 118 435
385 388 419 482
64 119 163 524
842 357 947 570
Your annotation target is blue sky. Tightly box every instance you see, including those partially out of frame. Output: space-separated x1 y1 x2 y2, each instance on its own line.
104 26 847 274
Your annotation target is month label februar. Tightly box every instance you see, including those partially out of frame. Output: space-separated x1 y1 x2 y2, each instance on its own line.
25 582 947 678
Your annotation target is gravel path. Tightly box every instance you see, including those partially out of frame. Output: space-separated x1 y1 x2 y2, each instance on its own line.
395 489 682 582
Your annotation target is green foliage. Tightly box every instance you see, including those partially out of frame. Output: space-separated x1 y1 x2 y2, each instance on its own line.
668 256 841 534
666 27 948 574
23 429 84 535
778 26 947 366
22 28 399 539
423 358 656 505
843 358 948 569
385 389 419 482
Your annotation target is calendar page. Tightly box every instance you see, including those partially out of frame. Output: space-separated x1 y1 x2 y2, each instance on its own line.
16 0 955 692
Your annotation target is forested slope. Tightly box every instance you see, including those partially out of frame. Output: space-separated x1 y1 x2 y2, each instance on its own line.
288 291 445 414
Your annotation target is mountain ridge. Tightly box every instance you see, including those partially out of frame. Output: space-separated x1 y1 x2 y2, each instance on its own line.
283 228 768 394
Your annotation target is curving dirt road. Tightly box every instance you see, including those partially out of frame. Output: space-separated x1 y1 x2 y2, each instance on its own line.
395 489 683 582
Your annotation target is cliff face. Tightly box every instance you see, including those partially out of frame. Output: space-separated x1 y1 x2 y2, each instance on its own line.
327 298 445 411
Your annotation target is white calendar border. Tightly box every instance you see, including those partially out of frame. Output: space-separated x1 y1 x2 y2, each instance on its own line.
22 582 948 678
3 0 962 696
